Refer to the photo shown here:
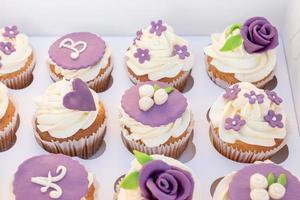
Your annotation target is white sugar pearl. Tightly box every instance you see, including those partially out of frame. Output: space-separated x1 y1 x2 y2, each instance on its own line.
269 183 286 199
139 96 154 111
250 189 270 200
154 89 168 105
139 84 155 98
250 173 268 190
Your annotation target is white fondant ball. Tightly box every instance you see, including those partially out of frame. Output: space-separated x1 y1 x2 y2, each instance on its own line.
250 173 268 190
139 96 154 111
269 183 286 199
250 189 270 200
154 89 168 105
139 84 154 98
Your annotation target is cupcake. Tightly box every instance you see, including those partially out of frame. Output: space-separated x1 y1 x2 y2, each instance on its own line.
204 17 278 89
213 161 300 200
48 32 113 92
115 151 201 200
0 25 35 89
119 81 193 158
0 82 19 151
13 154 95 200
125 20 194 91
33 78 106 159
209 82 286 163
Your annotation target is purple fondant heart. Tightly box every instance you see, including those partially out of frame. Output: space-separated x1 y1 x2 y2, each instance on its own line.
63 78 96 111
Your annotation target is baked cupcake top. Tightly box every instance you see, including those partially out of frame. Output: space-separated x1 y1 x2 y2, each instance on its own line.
0 25 33 75
35 78 100 138
120 81 191 147
0 82 9 119
117 151 200 200
213 162 300 200
13 154 92 200
48 32 111 82
209 82 286 147
204 17 279 82
125 20 194 80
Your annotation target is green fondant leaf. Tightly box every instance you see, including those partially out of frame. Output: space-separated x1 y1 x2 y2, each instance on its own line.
164 86 175 94
267 172 275 186
153 84 160 92
133 150 153 165
277 173 287 186
120 171 139 189
228 23 242 35
220 34 242 52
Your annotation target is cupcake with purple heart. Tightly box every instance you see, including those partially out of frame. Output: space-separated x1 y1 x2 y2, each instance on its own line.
204 17 279 89
115 151 201 200
119 81 193 158
48 32 112 92
213 161 300 200
125 20 194 92
13 154 96 200
33 78 106 159
209 82 287 163
0 25 35 89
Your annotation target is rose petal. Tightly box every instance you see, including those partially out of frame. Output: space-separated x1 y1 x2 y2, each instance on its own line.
156 173 178 194
253 25 271 46
146 179 177 200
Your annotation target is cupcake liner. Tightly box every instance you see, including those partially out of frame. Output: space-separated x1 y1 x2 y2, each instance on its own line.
113 176 124 200
0 110 19 152
33 117 107 159
121 118 194 159
210 126 286 163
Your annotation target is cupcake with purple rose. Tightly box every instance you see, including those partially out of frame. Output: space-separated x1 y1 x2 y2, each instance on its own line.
209 82 287 163
204 17 279 89
119 81 193 158
115 151 201 200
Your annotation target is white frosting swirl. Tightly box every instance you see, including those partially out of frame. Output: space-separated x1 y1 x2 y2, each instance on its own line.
34 79 99 138
250 189 270 200
250 173 268 190
125 24 194 80
119 107 191 147
0 28 33 75
49 47 112 82
209 82 286 147
117 154 201 200
203 27 276 82
0 82 9 119
268 183 286 199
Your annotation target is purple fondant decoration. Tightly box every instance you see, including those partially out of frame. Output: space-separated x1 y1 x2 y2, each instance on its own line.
264 110 284 128
3 25 19 39
0 41 16 55
266 90 283 105
150 20 167 36
223 84 241 100
244 90 264 104
225 115 246 131
13 154 89 200
228 163 300 200
174 45 190 60
63 78 96 111
121 81 188 127
48 32 106 70
134 48 150 64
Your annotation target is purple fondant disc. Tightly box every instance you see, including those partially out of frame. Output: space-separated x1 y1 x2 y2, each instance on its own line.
48 32 106 70
121 81 188 127
13 154 89 200
229 163 300 200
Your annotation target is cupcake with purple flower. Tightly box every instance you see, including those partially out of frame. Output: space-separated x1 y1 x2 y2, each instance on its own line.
209 82 287 163
0 25 35 89
204 17 278 89
125 20 194 92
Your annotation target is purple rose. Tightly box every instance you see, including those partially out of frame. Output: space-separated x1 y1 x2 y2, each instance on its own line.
241 17 278 53
139 160 194 200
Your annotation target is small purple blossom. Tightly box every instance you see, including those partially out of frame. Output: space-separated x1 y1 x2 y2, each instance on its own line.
223 84 241 100
2 26 19 39
149 20 167 36
264 110 284 128
0 42 15 55
244 90 264 104
133 30 143 44
174 45 190 60
134 48 150 64
265 90 283 105
225 114 246 131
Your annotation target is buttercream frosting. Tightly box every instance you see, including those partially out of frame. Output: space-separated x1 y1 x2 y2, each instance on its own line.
0 82 9 119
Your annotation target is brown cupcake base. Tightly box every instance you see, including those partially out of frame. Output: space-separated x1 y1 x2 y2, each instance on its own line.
85 184 96 200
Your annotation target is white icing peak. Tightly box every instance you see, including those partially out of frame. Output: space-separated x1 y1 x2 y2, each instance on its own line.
59 38 87 60
31 165 67 199
0 82 9 119
250 173 268 190
269 183 286 199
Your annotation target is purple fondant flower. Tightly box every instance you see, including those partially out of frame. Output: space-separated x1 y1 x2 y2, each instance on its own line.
223 84 241 100
265 90 283 105
139 160 194 200
149 20 167 36
0 42 15 55
225 115 246 131
241 17 278 54
244 90 264 104
264 110 284 128
174 45 190 60
2 25 19 39
133 30 143 44
134 48 150 64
